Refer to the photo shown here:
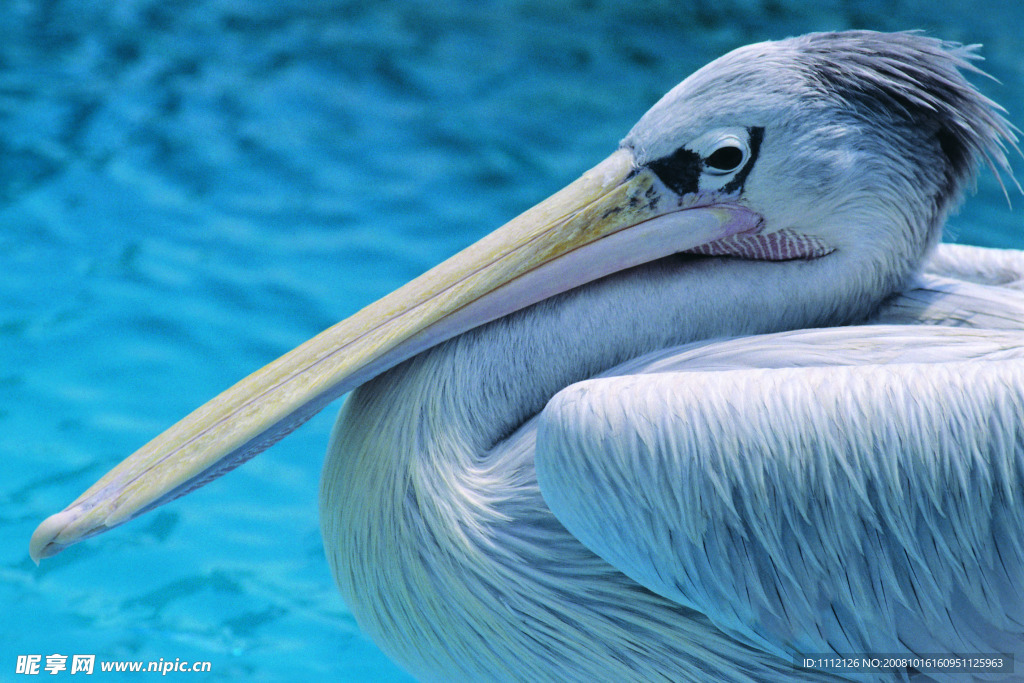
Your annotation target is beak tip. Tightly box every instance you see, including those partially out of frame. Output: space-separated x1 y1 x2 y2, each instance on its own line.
30 509 86 563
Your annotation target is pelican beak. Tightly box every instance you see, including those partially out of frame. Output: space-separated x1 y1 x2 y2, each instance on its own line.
30 147 761 561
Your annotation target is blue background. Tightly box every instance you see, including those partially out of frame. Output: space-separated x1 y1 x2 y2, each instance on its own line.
3 1 1022 680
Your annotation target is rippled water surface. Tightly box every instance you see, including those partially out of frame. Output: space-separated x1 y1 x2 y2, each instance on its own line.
3 2 1023 680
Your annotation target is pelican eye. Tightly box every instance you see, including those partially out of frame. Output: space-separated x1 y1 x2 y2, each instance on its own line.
704 144 745 174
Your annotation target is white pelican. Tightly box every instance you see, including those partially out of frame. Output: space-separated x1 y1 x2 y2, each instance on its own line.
30 31 1024 681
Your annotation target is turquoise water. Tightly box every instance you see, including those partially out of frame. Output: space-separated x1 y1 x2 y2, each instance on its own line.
3 2 1022 681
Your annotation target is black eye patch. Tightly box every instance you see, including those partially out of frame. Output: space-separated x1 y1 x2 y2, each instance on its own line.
647 127 764 196
647 147 701 195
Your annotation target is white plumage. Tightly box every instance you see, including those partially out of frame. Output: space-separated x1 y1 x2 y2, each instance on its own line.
323 248 1024 682
31 31 1024 682
540 322 1024 680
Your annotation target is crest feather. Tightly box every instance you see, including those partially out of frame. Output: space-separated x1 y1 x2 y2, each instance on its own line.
795 30 1020 199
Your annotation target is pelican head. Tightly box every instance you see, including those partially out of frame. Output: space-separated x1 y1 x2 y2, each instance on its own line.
627 31 1013 291
31 30 1018 682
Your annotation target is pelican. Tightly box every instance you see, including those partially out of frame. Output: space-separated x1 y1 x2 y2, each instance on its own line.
29 31 1024 681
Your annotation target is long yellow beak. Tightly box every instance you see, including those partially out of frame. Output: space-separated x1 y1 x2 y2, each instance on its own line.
30 148 760 561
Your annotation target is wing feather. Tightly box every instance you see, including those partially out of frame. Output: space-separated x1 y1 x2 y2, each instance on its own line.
536 329 1024 678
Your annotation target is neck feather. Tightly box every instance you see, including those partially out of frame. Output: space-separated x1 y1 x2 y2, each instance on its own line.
319 246 910 680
